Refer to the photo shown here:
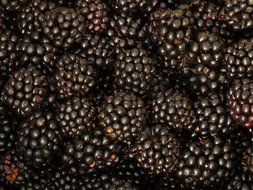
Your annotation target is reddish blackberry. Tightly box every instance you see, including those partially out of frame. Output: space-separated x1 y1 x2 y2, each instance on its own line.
109 0 159 15
151 89 196 130
193 93 234 137
0 103 17 152
1 67 49 117
81 34 114 69
0 0 28 12
224 38 253 79
17 36 59 75
107 13 143 49
42 7 86 49
55 54 96 99
0 30 19 88
0 149 27 187
130 125 181 175
177 137 236 189
55 96 97 138
188 31 225 68
220 0 253 31
225 171 253 190
99 92 147 145
227 79 253 128
148 5 195 69
76 0 109 34
180 64 228 98
18 0 56 37
114 47 156 95
16 111 60 168
63 129 121 175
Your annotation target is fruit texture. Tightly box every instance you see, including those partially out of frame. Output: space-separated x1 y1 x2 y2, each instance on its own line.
227 79 253 128
56 96 97 138
99 92 147 145
55 54 96 99
1 67 49 117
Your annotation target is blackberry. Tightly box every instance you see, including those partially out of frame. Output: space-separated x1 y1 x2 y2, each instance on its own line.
55 54 96 99
99 92 147 145
109 0 159 15
151 89 196 130
148 5 195 69
193 93 234 137
224 38 253 79
0 103 17 152
1 67 49 117
0 30 18 88
81 34 114 69
42 7 86 49
76 0 109 34
220 0 253 31
63 129 121 175
108 179 139 190
225 171 253 190
191 0 230 37
150 173 181 190
16 111 60 168
107 13 143 49
56 96 97 138
180 64 228 98
0 0 28 12
18 0 56 37
130 125 181 175
0 149 27 187
177 137 236 189
51 168 85 190
188 31 225 68
114 47 156 95
17 36 59 75
227 79 253 128
19 173 50 190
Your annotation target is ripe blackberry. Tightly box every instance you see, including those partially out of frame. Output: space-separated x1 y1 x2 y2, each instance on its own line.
150 173 181 190
0 0 28 12
76 0 109 34
151 89 196 130
180 64 228 98
220 0 253 31
192 1 230 37
177 137 236 189
51 168 85 190
243 146 253 173
55 54 96 99
16 111 60 168
19 173 50 190
99 92 147 145
193 93 234 137
109 0 159 15
114 47 156 95
107 13 143 49
63 129 121 175
56 96 97 138
0 103 17 152
42 7 86 49
81 34 114 69
130 125 181 175
18 0 56 37
17 36 59 75
188 31 225 68
225 172 253 190
227 79 253 128
108 179 139 190
224 38 253 79
1 67 49 117
0 30 18 88
148 5 195 69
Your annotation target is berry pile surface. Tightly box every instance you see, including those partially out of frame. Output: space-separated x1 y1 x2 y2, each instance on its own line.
1 0 253 189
